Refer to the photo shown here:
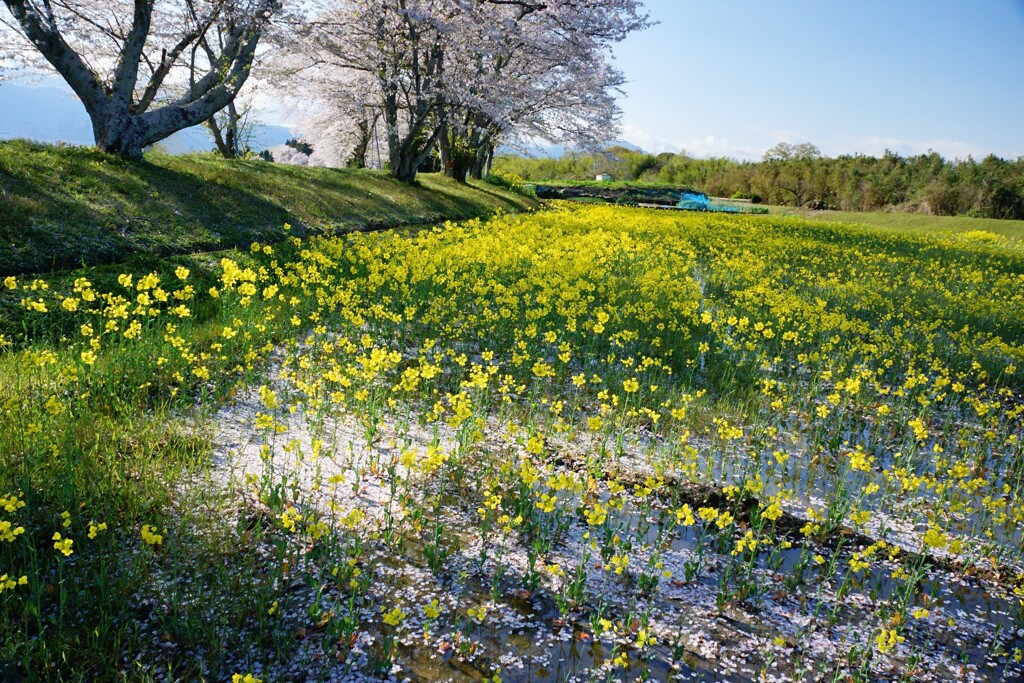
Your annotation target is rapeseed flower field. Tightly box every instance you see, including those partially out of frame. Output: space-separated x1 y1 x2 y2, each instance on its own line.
1 204 1022 681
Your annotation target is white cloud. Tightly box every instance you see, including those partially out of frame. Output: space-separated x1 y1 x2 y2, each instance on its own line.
827 135 989 161
619 123 1009 162
681 135 757 160
620 124 758 160
767 129 803 144
619 124 682 155
249 88 308 128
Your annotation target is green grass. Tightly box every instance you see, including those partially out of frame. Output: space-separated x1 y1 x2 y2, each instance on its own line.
518 175 1024 240
768 205 1024 240
0 245 304 679
0 139 537 275
526 178 697 191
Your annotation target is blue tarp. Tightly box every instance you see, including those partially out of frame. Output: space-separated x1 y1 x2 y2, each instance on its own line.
677 192 710 211
678 191 741 213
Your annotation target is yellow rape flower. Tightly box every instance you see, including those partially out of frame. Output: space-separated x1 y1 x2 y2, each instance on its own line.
698 507 719 522
636 627 657 648
140 524 163 546
875 628 904 654
0 520 25 543
52 532 73 556
675 504 695 526
383 605 407 626
280 507 301 532
762 501 783 522
0 574 29 594
922 526 947 550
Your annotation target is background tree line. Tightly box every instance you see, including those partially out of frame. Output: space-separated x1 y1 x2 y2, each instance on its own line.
0 0 651 183
494 143 1024 219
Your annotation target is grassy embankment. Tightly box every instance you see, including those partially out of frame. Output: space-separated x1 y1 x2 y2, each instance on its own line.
0 138 536 276
523 178 692 190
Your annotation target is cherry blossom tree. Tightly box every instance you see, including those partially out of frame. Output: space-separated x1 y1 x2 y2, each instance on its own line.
0 0 281 158
269 56 383 169
289 0 445 181
437 0 650 181
293 0 650 183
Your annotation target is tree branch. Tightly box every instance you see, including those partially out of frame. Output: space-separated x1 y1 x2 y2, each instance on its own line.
2 0 106 109
111 0 153 100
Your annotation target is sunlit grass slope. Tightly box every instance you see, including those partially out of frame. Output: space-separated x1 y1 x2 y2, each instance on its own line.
0 139 537 275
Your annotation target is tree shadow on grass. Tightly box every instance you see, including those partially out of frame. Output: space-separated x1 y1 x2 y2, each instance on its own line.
0 141 532 277
1 142 293 275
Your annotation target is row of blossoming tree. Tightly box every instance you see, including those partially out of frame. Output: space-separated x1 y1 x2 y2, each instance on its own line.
0 0 651 181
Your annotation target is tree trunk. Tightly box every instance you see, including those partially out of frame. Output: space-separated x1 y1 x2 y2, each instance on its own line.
386 118 441 184
380 75 442 184
3 0 272 160
206 101 240 159
469 142 494 180
439 126 473 183
92 103 151 159
450 155 471 183
383 90 408 179
347 118 374 169
224 125 237 159
392 156 418 183
438 129 453 177
483 144 494 177
86 72 254 160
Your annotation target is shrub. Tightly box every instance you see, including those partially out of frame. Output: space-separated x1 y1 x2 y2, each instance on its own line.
485 172 535 197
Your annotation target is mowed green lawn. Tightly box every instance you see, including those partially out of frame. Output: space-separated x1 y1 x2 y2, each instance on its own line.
768 205 1024 240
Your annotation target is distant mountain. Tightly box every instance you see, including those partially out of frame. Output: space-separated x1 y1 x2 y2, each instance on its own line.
0 84 94 144
1 83 639 159
158 122 293 155
607 140 644 153
0 83 292 153
497 139 646 158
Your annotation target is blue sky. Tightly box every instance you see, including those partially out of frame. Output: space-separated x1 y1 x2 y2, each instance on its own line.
2 0 1023 160
613 0 1024 159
